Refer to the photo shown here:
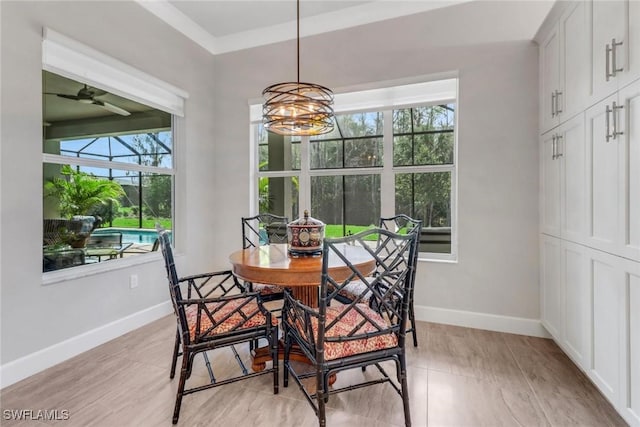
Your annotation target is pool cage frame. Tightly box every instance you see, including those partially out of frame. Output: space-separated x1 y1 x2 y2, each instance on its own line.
57 132 172 229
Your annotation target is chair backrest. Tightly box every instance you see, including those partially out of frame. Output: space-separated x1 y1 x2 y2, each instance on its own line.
320 228 419 350
43 218 85 246
157 228 246 345
241 213 289 248
157 229 189 340
379 214 422 237
378 214 422 289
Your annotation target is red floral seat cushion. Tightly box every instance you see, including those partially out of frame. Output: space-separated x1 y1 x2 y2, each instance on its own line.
307 303 397 361
336 279 371 303
185 297 277 341
252 283 285 296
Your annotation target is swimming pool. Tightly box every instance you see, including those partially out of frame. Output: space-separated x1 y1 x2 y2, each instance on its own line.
93 228 170 245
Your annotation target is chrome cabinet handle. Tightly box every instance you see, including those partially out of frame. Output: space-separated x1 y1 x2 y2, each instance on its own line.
552 134 557 159
611 38 624 78
612 101 624 140
607 38 624 81
555 134 563 158
606 43 612 81
551 92 556 117
605 104 612 142
555 90 563 115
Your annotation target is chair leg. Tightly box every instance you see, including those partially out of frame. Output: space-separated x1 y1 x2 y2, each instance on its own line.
271 326 279 394
317 370 327 427
283 330 290 388
397 355 412 427
170 328 181 379
172 350 190 424
409 303 418 347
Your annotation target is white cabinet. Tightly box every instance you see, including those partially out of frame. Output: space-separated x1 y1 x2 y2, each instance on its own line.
541 235 563 339
562 241 590 367
540 132 561 236
541 24 561 132
628 263 640 426
540 1 589 133
540 114 586 242
586 95 620 253
586 79 640 262
540 236 591 368
560 115 588 243
588 250 640 425
589 248 625 406
618 79 640 262
590 0 640 102
539 3 640 425
626 0 640 88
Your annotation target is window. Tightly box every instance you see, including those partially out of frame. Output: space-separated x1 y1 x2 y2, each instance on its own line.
42 70 174 272
41 30 186 277
251 78 458 260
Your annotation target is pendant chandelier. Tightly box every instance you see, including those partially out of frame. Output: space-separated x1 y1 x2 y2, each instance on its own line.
262 0 334 136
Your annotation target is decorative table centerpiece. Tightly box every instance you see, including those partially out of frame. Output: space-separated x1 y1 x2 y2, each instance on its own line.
287 210 325 256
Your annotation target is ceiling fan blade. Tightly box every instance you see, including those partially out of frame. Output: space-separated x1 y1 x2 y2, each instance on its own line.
93 100 131 116
56 94 80 101
89 88 108 97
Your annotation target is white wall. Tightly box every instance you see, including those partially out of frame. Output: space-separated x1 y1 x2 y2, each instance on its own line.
0 0 216 375
212 1 541 324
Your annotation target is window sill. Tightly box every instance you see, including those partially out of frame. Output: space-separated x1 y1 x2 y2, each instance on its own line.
42 252 164 286
418 252 458 263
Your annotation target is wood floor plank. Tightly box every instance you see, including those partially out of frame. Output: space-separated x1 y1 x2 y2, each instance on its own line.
0 318 628 426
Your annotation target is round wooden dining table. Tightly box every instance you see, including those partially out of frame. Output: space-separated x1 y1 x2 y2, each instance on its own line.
228 243 376 307
228 243 376 373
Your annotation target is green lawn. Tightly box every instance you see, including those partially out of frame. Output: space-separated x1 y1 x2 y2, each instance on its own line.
324 224 377 239
111 218 172 229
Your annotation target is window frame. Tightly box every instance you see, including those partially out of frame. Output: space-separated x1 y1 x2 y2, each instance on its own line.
41 30 185 284
250 78 458 262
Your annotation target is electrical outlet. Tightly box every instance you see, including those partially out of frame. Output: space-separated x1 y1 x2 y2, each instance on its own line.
130 274 139 289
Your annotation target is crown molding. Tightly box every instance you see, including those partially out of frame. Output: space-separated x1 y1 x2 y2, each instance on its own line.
136 0 472 55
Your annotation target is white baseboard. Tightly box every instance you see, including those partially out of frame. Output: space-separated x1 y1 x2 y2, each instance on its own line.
0 301 173 389
414 305 550 338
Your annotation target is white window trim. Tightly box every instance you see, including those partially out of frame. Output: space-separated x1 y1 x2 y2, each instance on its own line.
42 28 188 116
249 78 458 262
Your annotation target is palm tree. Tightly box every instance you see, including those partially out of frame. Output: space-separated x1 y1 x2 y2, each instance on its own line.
44 165 125 218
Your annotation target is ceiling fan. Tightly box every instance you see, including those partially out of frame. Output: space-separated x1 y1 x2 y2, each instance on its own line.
45 84 131 116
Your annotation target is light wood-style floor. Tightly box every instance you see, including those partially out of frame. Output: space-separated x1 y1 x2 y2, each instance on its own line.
1 316 628 426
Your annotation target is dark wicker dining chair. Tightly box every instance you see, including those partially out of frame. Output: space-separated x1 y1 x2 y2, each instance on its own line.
241 213 289 302
282 228 419 427
335 214 422 347
157 230 279 424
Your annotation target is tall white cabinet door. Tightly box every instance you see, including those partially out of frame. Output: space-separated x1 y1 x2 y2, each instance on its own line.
560 1 589 120
591 0 627 101
586 95 620 253
541 235 563 340
621 0 640 88
562 241 590 367
618 79 640 262
589 248 625 407
627 260 640 426
560 114 587 243
541 24 561 133
541 132 561 237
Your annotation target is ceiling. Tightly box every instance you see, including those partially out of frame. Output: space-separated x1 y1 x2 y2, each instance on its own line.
43 1 554 126
137 0 554 55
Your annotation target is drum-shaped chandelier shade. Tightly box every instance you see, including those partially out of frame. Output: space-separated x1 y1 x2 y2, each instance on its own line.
262 0 334 136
